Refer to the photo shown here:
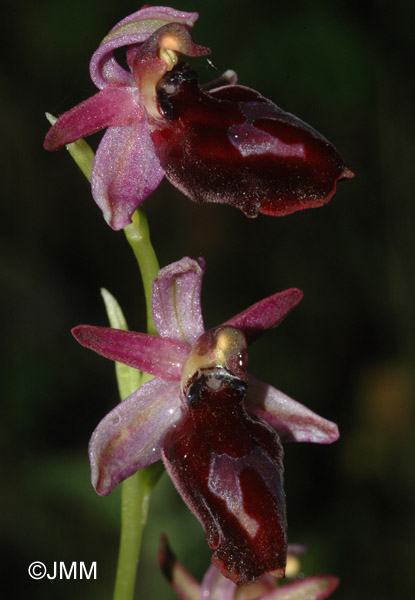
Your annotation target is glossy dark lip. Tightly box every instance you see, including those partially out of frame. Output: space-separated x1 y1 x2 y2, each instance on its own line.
152 61 353 219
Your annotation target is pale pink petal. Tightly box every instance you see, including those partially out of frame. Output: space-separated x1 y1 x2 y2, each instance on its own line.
90 7 200 89
246 375 339 444
152 257 206 345
223 289 303 345
159 535 201 600
91 115 164 229
107 5 199 31
262 575 339 600
235 577 277 600
89 378 181 495
200 565 237 600
43 85 142 150
72 325 189 381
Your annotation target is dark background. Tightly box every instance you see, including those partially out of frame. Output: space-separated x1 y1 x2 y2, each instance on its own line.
2 0 413 598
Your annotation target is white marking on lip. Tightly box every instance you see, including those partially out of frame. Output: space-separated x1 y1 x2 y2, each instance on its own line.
208 453 260 538
228 123 305 159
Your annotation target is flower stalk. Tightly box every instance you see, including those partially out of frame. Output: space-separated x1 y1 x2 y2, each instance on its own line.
113 462 164 600
124 210 159 338
101 231 162 600
115 210 162 600
102 219 162 600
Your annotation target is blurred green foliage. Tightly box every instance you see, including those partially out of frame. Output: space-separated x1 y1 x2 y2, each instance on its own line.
2 0 413 598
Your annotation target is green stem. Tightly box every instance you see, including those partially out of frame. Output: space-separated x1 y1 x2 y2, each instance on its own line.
111 209 161 600
124 209 160 337
103 283 163 600
113 462 164 600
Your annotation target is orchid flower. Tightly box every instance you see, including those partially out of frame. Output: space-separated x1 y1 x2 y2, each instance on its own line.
159 535 339 600
72 257 338 585
44 5 353 230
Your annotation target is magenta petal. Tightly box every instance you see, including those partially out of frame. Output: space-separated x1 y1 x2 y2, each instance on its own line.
223 288 303 345
72 325 189 381
262 575 339 600
44 85 142 150
107 5 199 31
200 565 237 600
152 257 206 345
246 375 339 444
90 7 200 89
89 378 181 495
91 117 165 229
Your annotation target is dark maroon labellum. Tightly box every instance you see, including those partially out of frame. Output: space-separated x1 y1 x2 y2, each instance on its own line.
153 63 353 217
162 367 287 585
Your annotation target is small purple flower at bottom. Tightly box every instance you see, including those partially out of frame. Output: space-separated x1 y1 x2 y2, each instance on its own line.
44 5 353 229
159 535 339 600
72 257 339 584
